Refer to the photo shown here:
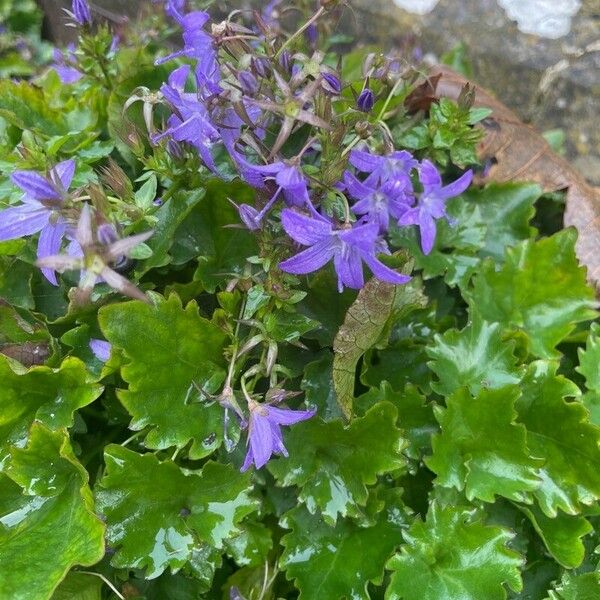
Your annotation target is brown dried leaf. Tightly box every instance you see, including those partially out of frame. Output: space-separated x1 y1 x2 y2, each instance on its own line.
430 65 600 290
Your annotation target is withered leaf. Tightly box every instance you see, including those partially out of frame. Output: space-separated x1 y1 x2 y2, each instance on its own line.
430 65 600 290
333 265 424 420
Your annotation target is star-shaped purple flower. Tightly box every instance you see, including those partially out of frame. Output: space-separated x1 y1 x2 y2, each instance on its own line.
241 399 316 471
397 160 473 255
279 208 411 292
0 159 75 285
350 148 418 188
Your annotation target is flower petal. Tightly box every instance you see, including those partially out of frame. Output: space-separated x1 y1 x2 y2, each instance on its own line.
334 246 364 290
267 405 316 426
279 238 335 275
439 169 474 199
37 221 67 285
240 445 255 472
419 212 437 255
349 149 380 173
361 251 411 285
0 204 49 241
52 160 76 190
418 160 442 189
249 412 274 470
280 209 331 245
11 171 61 202
89 339 111 362
100 267 148 302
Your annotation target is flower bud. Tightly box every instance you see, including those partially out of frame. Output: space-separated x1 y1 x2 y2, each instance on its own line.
72 0 92 26
251 56 271 78
238 70 258 96
322 72 341 95
279 50 292 74
354 120 373 139
357 88 375 112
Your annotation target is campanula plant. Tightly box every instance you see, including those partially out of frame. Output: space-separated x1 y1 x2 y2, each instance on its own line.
0 0 598 598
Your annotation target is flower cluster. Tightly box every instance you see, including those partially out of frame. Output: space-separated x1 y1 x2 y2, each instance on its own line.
151 2 473 294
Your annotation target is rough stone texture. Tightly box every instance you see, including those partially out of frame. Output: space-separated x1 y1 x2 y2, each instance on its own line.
38 0 600 181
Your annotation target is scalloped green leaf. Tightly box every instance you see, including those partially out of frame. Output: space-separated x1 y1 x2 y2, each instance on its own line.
0 355 103 467
517 503 592 569
0 424 105 600
466 230 597 359
385 503 523 600
545 572 600 600
427 315 523 396
280 491 411 600
96 445 257 580
426 387 542 503
268 402 406 524
98 294 227 458
517 361 600 517
577 322 600 394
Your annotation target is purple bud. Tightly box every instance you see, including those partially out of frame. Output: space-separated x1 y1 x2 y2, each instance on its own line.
322 72 341 95
238 204 261 230
238 71 258 96
251 57 271 78
166 139 184 159
357 88 375 112
153 197 164 206
89 339 111 362
97 223 118 246
279 50 292 74
72 0 92 25
305 23 318 46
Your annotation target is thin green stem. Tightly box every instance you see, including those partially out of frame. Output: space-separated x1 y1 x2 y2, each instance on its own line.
275 7 325 59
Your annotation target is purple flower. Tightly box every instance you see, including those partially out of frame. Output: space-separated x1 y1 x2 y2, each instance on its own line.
154 65 220 172
322 72 341 95
238 70 258 96
397 160 473 255
71 0 92 25
350 148 418 188
241 398 316 471
279 208 411 292
51 45 82 84
155 11 219 88
36 204 153 302
343 171 414 233
0 160 75 285
90 339 111 362
357 88 375 112
153 0 185 20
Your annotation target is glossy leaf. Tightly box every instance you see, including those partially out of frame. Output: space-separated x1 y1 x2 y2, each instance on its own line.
427 315 523 396
427 387 541 503
0 355 103 467
51 572 103 600
280 492 411 600
517 503 592 569
467 230 597 358
516 361 600 516
96 445 257 579
577 322 600 393
268 402 406 524
98 294 227 458
385 503 523 600
545 572 600 600
0 424 105 600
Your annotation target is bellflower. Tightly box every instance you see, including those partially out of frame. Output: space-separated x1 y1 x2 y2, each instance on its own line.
279 208 411 292
241 398 316 471
71 0 92 26
397 160 473 255
155 11 219 88
51 45 82 84
344 170 414 233
36 204 153 302
357 88 375 112
154 65 221 172
350 148 418 188
0 160 75 285
90 339 111 362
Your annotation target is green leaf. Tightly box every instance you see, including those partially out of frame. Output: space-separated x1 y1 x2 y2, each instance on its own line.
98 294 227 458
0 257 34 309
136 188 205 274
545 572 600 600
184 180 257 292
333 270 424 418
427 315 523 396
426 387 542 503
0 355 103 467
467 230 597 358
280 492 411 600
301 353 344 421
385 503 523 600
134 173 157 210
268 402 406 524
263 310 318 343
516 361 600 517
0 424 105 600
517 503 592 569
96 445 257 579
51 572 103 600
225 520 273 568
466 183 540 263
577 322 600 393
